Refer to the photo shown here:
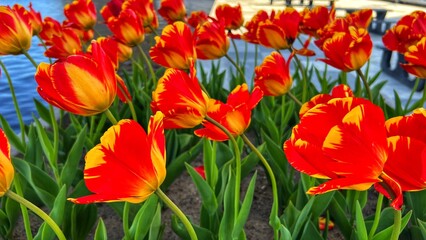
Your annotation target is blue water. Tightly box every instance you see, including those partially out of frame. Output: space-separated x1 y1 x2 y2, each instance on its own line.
0 0 66 132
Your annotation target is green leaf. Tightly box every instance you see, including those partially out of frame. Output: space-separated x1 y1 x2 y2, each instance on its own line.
203 139 219 189
292 196 314 239
34 99 51 125
279 224 292 240
171 214 214 240
329 195 352 239
131 194 159 239
0 115 25 153
372 210 412 240
34 117 54 164
70 204 97 240
94 218 107 240
162 140 203 190
34 186 67 240
355 200 368 240
185 163 218 215
13 158 59 209
241 144 265 179
299 220 323 240
60 125 87 188
148 204 162 240
310 191 335 220
417 219 426 239
232 172 257 239
219 165 236 239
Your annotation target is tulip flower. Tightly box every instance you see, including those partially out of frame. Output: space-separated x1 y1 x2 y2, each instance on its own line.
64 0 97 30
299 84 354 117
107 9 145 47
380 108 426 192
13 3 43 36
195 20 229 60
69 112 165 204
401 37 426 78
122 0 159 32
0 129 14 197
100 0 123 22
158 0 186 24
242 10 272 44
151 63 209 129
44 28 83 59
187 10 209 28
300 6 335 37
254 52 293 96
39 17 63 45
318 26 372 72
195 84 263 141
35 41 117 116
194 166 206 180
0 5 32 55
382 11 426 54
257 8 301 50
347 9 373 29
150 21 196 69
214 3 244 30
284 97 389 195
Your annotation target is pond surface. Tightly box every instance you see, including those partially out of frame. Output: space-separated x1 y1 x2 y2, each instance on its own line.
0 0 67 131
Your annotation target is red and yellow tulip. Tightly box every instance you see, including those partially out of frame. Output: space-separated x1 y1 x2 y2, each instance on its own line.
39 17 62 45
0 5 32 55
35 41 117 116
158 0 186 24
195 84 263 141
254 52 293 96
107 9 145 47
257 8 301 50
150 21 196 69
44 28 83 59
0 129 14 197
122 0 159 32
318 26 372 72
64 0 97 30
151 63 209 129
100 0 123 22
300 6 335 37
401 37 426 78
187 10 209 28
284 97 389 195
27 3 43 35
381 108 426 192
214 3 244 30
242 10 272 44
68 112 165 204
195 20 229 60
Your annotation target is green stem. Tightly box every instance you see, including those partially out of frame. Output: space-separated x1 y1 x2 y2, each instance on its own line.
49 105 61 186
356 69 373 102
420 81 426 108
0 60 26 148
13 175 33 240
117 83 138 121
147 25 159 36
129 57 146 74
292 53 308 102
390 209 402 240
280 95 286 134
36 34 52 64
241 134 279 239
230 36 241 70
404 78 419 111
156 189 198 240
5 191 66 240
205 115 241 221
368 194 383 239
225 54 246 84
137 44 157 87
22 49 38 68
287 92 303 107
122 202 130 240
104 109 118 125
